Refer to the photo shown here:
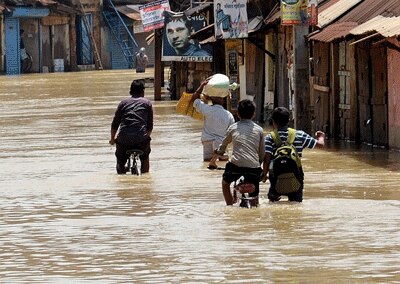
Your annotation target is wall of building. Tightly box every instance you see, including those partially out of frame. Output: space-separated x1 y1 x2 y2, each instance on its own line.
0 16 4 72
387 38 400 150
264 32 275 120
356 41 372 143
20 19 40 72
369 44 388 146
245 35 265 122
311 41 330 134
277 26 290 109
40 15 70 72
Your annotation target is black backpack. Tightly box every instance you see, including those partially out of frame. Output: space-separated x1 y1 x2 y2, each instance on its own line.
270 128 302 194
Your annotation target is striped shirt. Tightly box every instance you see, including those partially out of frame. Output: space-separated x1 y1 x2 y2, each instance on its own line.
264 127 317 157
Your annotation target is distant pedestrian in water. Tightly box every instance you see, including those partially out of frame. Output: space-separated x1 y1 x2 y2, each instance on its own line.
135 47 149 73
20 29 29 72
109 79 153 174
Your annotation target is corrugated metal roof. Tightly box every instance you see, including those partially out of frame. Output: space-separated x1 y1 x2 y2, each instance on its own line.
349 15 400 37
310 0 400 42
248 16 264 33
317 0 362 28
264 3 280 26
309 21 358 42
339 0 400 23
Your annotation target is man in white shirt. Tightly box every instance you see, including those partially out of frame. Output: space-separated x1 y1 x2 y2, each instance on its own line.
190 79 235 168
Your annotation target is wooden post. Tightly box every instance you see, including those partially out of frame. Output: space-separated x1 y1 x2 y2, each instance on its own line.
154 30 162 101
293 25 311 132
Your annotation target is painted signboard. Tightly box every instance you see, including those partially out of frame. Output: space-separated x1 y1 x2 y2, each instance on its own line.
214 0 248 39
139 0 170 32
281 0 318 26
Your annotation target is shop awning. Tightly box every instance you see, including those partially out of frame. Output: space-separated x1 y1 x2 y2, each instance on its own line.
317 0 362 28
308 22 358 42
116 5 141 21
349 15 400 38
263 3 280 26
248 16 264 34
146 31 155 44
53 2 80 15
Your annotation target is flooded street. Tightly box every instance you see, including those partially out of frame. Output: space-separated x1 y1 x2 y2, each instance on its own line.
0 70 399 283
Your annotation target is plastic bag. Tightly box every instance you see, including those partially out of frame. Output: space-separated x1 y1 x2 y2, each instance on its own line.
203 74 239 98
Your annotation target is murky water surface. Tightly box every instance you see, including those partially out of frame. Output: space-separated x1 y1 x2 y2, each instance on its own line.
0 70 399 283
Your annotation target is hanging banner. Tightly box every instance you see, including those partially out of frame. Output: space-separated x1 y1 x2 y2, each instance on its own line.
281 0 308 26
139 0 170 32
162 11 213 62
214 0 248 39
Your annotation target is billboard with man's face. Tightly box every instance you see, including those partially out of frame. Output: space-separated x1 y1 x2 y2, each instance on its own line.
162 11 213 62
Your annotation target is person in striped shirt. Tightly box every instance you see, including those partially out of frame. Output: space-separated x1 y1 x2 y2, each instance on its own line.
262 107 325 202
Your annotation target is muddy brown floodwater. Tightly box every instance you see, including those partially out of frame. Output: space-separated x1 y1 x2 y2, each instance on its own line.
0 69 399 283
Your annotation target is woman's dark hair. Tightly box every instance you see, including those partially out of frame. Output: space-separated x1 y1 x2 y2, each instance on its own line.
238 99 255 119
130 79 145 96
271 107 290 127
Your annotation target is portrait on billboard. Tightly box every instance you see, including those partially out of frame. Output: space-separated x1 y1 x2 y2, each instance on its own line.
162 11 213 62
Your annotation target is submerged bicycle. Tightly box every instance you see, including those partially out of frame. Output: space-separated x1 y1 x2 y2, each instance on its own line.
125 149 143 175
232 172 262 208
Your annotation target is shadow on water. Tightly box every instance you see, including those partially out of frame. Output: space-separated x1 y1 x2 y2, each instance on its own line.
0 70 399 283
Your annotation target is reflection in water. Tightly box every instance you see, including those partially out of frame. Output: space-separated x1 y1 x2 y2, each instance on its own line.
0 71 399 282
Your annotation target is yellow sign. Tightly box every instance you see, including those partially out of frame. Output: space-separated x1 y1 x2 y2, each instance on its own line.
281 0 308 26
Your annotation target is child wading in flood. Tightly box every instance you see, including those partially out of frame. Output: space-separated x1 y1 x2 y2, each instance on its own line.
262 107 325 202
215 99 264 207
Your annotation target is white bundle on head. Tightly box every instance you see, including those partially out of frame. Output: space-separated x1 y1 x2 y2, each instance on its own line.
202 74 239 98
